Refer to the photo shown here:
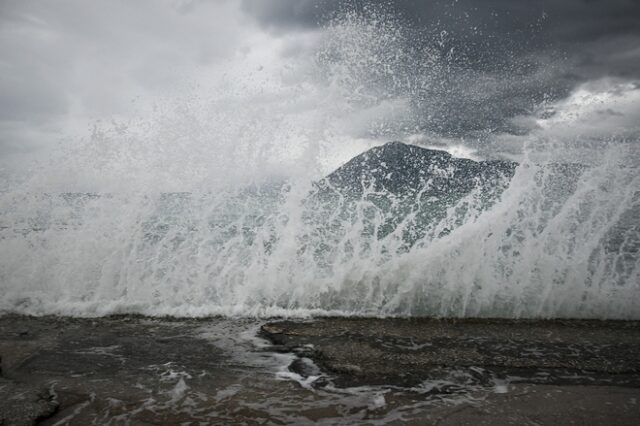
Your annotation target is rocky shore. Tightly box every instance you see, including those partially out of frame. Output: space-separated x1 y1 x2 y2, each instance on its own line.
260 317 640 388
1 315 639 425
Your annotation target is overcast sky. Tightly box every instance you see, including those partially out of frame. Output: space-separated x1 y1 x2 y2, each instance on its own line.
1 0 639 181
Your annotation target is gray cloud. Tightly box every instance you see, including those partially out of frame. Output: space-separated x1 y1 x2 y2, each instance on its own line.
242 0 640 142
1 0 639 171
243 0 640 43
243 0 640 78
0 0 249 161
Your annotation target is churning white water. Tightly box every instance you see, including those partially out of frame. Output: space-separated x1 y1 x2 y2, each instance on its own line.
1 7 638 318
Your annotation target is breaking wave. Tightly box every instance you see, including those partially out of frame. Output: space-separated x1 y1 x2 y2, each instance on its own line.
1 6 638 318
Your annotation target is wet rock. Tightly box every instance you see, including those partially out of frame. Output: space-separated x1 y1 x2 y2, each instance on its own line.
261 324 284 335
325 362 362 376
288 358 321 378
261 318 640 388
0 378 58 426
1 315 639 425
0 315 238 424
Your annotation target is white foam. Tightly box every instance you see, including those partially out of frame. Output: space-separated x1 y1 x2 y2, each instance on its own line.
0 7 638 320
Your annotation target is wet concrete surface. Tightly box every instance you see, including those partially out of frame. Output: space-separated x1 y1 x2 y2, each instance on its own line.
1 315 639 425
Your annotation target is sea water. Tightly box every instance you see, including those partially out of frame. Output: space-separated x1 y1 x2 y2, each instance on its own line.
0 6 638 319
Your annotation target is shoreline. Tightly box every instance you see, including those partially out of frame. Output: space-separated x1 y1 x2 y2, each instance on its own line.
1 314 639 424
4 311 640 320
260 317 640 387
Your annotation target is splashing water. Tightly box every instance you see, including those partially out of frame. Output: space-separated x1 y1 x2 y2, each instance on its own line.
0 6 638 318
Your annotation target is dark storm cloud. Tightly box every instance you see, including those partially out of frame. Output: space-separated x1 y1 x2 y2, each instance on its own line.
241 0 330 29
243 0 640 79
243 0 640 140
243 0 640 45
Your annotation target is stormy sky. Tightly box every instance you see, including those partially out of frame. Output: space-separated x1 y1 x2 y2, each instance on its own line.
1 0 639 176
244 0 640 154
